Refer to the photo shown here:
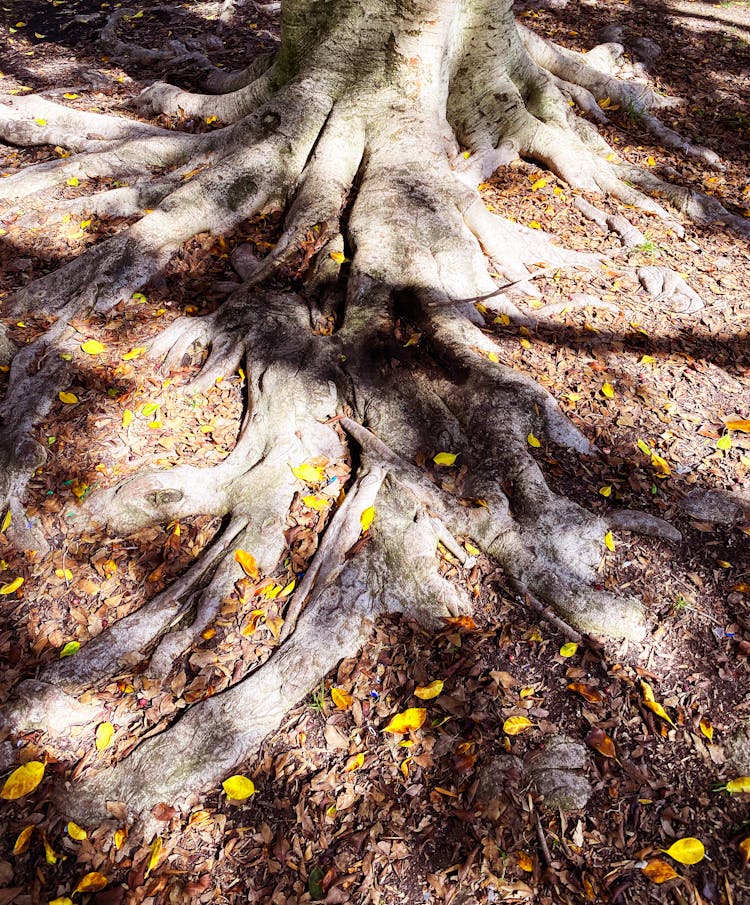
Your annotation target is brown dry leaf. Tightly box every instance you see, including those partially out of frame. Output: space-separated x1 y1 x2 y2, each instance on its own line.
726 419 750 432
568 683 603 703
586 727 616 758
643 860 678 883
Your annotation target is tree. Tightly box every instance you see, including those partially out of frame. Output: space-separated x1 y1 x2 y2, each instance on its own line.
0 0 745 826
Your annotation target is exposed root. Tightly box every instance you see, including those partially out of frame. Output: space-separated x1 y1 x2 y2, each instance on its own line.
574 196 646 249
608 509 682 544
637 265 705 314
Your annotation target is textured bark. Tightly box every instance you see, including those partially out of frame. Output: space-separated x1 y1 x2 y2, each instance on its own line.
0 0 713 824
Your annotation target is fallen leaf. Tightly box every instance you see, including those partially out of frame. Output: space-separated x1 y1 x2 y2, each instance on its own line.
59 640 79 658
49 899 73 905
0 576 24 595
234 549 259 580
527 432 541 448
560 642 578 658
55 568 74 581
122 347 146 360
222 775 255 800
66 177 79 187
95 721 114 751
644 700 676 728
113 828 127 850
568 683 603 703
329 250 349 264
1 509 10 532
740 836 750 866
643 860 678 883
604 530 615 551
433 452 458 466
58 391 78 404
384 708 427 734
122 409 134 428
291 462 325 483
699 717 714 742
1 761 44 799
503 716 533 736
145 837 162 877
360 506 375 531
67 821 87 841
42 832 57 864
717 434 732 451
331 687 353 709
80 339 104 356
414 680 444 700
663 837 705 864
601 381 615 398
345 752 364 772
516 851 534 871
586 727 616 758
726 419 750 432
301 495 328 511
726 776 750 794
13 825 34 854
599 486 612 497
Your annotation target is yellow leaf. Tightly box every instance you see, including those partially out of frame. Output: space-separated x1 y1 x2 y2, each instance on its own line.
495 313 510 325
529 221 541 230
663 837 705 865
67 821 87 841
643 859 678 883
122 346 146 360
291 462 325 483
726 776 750 794
113 828 127 850
527 432 541 448
414 680 444 700
598 96 612 109
433 452 458 466
360 506 375 532
59 640 79 658
66 177 79 187
650 452 671 476
122 409 134 429
599 486 612 497
1 761 45 799
13 824 34 854
640 355 655 365
35 117 47 126
640 680 655 702
384 708 427 734
42 832 57 864
716 434 732 451
519 338 532 350
234 549 259 580
55 568 73 581
146 836 162 877
58 391 78 404
205 115 217 124
740 836 750 866
516 851 534 872
222 774 256 800
0 576 23 595
503 716 533 736
645 700 676 728
325 804 337 817
1 509 10 532
95 721 114 751
302 495 328 511
465 542 480 556
647 156 656 167
726 419 750 432
699 717 714 742
279 579 296 597
331 687 354 709
601 381 615 398
400 757 412 778
487 351 499 362
49 899 73 905
531 178 547 191
604 531 615 551
559 642 578 658
345 752 365 772
637 439 651 456
63 92 78 99
329 251 349 264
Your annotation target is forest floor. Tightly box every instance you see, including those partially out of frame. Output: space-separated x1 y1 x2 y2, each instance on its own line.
0 1 749 904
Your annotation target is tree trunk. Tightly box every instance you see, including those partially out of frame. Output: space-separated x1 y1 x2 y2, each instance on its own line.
0 0 732 826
